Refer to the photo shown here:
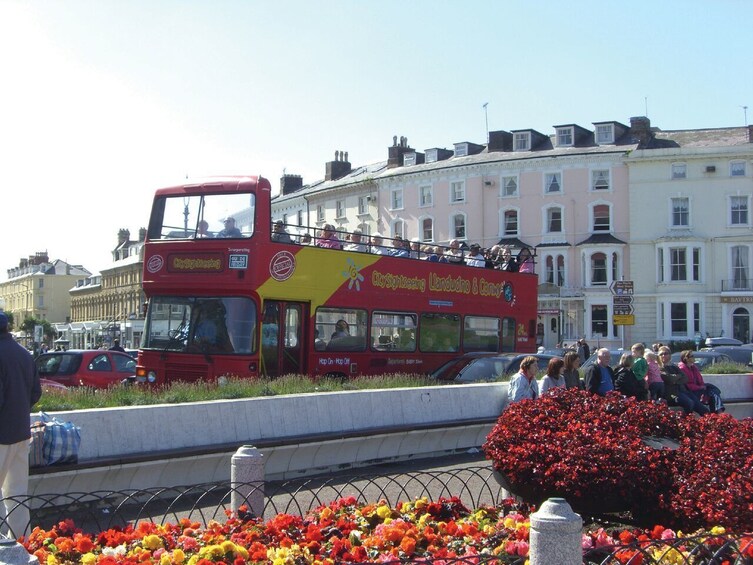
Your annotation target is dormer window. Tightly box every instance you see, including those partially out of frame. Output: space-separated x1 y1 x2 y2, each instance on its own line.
426 149 439 163
403 153 416 166
514 132 531 151
595 124 615 144
454 143 468 157
556 127 574 147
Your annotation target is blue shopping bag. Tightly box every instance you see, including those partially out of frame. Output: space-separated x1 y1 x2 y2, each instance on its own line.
40 412 81 465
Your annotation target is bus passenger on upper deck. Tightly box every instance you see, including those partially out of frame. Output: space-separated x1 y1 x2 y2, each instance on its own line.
409 238 422 259
196 220 212 238
271 220 294 244
217 217 242 238
390 236 410 258
517 247 535 273
445 239 465 264
369 233 388 255
465 243 485 267
345 229 368 252
316 224 342 249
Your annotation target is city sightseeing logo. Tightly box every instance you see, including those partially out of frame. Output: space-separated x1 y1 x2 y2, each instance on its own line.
269 251 296 281
146 254 164 274
342 257 365 291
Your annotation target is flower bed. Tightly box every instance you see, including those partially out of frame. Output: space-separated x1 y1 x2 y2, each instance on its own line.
482 388 753 530
21 497 753 564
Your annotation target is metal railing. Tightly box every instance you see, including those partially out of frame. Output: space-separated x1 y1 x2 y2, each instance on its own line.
3 466 752 564
721 279 753 291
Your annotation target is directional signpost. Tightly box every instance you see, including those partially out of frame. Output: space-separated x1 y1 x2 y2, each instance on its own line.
610 280 634 325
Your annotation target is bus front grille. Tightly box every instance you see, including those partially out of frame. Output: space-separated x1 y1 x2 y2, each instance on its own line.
165 363 208 382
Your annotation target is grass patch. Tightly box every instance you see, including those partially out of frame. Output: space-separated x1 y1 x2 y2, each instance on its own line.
35 373 436 412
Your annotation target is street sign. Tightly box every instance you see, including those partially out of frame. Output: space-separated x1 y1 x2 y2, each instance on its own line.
613 314 635 325
612 295 634 306
610 280 634 295
613 305 634 316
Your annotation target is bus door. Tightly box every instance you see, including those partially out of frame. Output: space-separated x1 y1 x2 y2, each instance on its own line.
260 301 308 377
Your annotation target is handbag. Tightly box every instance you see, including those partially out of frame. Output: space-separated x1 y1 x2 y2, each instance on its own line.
40 412 81 466
29 421 46 467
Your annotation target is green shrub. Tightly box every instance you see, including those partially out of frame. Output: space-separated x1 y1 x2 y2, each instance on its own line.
34 373 435 412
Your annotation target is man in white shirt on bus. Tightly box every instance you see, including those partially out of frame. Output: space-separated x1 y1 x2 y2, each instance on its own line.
345 229 368 252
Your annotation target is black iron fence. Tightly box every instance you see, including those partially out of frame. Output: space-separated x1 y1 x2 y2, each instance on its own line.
3 466 752 564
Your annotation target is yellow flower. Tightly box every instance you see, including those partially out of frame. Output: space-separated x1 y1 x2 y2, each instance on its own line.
143 534 164 550
414 498 428 509
417 514 429 528
81 553 97 565
187 556 199 565
220 541 236 554
46 555 59 565
160 554 171 565
376 505 391 520
199 545 224 559
172 549 186 564
710 526 726 535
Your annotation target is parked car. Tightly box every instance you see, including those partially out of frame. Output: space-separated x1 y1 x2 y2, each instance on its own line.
35 349 137 388
704 337 743 347
125 349 139 359
430 352 559 383
670 350 732 370
700 346 753 367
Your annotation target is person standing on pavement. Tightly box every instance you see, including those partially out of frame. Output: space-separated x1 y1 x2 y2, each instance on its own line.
109 339 125 353
583 347 615 395
0 311 42 539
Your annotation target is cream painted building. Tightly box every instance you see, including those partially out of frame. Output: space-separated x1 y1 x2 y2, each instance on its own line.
627 125 753 345
0 252 91 334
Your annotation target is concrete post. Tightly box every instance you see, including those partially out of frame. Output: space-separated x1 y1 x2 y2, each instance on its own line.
529 498 582 565
230 446 265 518
0 538 39 565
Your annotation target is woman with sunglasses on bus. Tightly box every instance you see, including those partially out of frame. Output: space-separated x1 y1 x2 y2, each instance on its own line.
677 350 725 414
657 346 709 416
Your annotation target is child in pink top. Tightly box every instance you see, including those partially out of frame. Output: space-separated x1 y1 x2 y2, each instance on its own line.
644 351 664 401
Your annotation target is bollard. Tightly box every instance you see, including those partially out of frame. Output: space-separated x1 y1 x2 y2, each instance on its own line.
529 498 582 565
0 538 38 565
230 445 265 519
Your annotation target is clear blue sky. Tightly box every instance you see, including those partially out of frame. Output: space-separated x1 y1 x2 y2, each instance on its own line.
1 0 751 277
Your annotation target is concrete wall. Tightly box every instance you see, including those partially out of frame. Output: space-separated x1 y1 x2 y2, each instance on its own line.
28 376 752 497
36 383 508 462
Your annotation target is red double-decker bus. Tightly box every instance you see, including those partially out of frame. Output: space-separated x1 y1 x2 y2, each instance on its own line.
136 175 538 384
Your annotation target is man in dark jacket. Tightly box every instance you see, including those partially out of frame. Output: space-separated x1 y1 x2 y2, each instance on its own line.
583 348 615 395
0 312 42 538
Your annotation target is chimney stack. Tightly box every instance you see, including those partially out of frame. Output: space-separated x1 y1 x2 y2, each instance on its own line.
139 228 147 242
117 229 130 245
280 174 303 195
325 151 352 181
388 135 413 168
748 124 753 143
630 116 653 147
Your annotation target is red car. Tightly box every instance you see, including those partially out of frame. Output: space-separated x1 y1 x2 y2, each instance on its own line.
35 350 137 388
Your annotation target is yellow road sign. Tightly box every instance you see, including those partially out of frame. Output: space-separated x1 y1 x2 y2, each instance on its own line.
613 314 635 325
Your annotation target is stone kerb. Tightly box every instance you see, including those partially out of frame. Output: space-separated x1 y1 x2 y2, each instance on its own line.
34 383 507 462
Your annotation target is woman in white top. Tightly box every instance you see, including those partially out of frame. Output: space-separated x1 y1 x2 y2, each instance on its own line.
540 357 566 394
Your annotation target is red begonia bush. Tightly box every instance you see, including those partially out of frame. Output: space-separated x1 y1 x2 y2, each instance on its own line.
483 387 753 530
